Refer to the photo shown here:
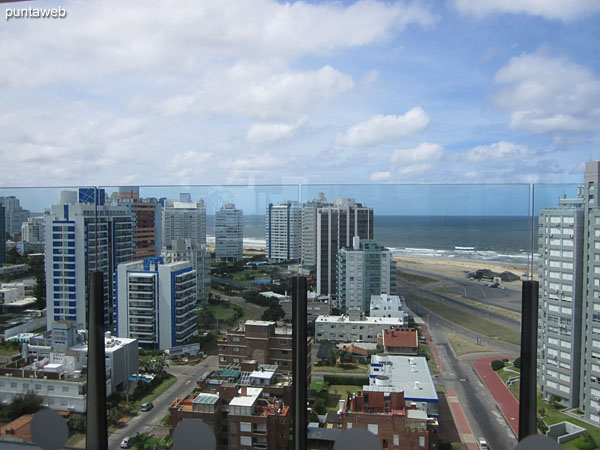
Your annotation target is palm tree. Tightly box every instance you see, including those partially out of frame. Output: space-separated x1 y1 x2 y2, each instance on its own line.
131 432 153 450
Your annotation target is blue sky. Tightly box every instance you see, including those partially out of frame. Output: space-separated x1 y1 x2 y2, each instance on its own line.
1 0 599 189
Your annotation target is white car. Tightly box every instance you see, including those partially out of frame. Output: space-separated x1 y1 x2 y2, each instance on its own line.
120 437 131 449
477 438 489 450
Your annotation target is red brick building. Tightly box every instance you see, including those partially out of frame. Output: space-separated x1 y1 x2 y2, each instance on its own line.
218 320 311 382
169 387 290 450
378 327 419 355
341 389 438 450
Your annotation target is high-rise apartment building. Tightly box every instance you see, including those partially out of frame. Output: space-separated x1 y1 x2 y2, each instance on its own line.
111 187 161 261
0 196 30 240
0 205 5 266
163 238 210 304
538 161 600 423
21 216 46 244
215 203 243 262
265 201 301 263
45 189 133 331
162 193 206 248
301 193 329 267
116 257 197 350
317 198 374 299
337 237 393 313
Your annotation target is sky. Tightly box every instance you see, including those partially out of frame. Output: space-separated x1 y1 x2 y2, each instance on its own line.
1 0 600 190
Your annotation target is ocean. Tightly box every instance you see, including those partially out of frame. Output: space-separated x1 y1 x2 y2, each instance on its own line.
207 215 537 265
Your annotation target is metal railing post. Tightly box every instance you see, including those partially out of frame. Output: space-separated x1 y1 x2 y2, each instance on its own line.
86 271 108 450
292 276 307 450
519 280 538 440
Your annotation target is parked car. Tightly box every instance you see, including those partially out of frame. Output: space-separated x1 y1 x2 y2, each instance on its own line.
477 438 489 450
120 437 131 448
141 402 154 412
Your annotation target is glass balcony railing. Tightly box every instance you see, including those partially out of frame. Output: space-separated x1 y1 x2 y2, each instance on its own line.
1 181 598 450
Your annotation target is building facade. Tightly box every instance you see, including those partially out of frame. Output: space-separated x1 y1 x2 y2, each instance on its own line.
265 201 301 263
301 193 329 267
337 237 393 313
215 203 243 262
316 198 374 299
116 257 197 350
44 189 133 331
538 161 600 424
162 193 206 248
315 314 404 343
111 187 162 261
21 216 45 244
163 238 210 304
0 204 4 266
0 196 30 240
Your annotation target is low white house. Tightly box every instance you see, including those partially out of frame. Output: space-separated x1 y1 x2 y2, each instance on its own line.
315 314 404 342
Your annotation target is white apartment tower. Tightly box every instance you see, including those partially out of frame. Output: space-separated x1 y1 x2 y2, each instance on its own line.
116 257 197 350
215 203 243 262
22 216 46 243
45 189 133 331
265 201 302 263
162 193 206 248
163 238 210 304
538 161 600 424
336 237 393 313
301 193 329 267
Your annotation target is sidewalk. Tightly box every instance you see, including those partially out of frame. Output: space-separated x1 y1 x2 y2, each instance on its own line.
446 389 478 450
420 323 444 372
473 356 519 435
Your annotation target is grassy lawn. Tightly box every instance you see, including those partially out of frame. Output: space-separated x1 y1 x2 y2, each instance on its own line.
397 270 438 285
325 385 362 411
411 294 521 346
493 362 520 400
447 334 493 356
312 363 368 374
136 374 177 407
538 393 600 447
66 432 86 448
230 268 275 283
434 287 522 322
0 341 21 356
419 342 439 376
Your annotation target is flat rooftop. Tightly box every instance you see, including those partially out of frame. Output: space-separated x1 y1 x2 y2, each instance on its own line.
316 315 404 325
193 393 219 405
368 355 438 402
229 387 262 407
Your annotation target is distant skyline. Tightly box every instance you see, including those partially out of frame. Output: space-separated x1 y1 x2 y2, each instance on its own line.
1 0 599 187
0 183 581 217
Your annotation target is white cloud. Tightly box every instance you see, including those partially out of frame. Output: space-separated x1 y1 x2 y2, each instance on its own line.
390 142 444 164
493 52 600 134
454 0 600 21
246 118 306 144
0 0 436 88
335 107 430 147
370 171 391 181
465 141 534 162
161 64 354 120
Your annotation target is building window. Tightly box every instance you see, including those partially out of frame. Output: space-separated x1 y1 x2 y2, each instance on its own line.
367 424 378 435
240 436 252 446
419 436 425 447
346 423 352 429
62 386 69 392
393 435 399 446
240 422 251 432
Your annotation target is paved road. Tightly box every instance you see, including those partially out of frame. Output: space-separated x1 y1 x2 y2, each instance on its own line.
107 355 219 449
407 299 519 450
399 265 523 313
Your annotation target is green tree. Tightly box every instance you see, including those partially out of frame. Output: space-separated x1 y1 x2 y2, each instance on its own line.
131 432 153 450
338 349 351 364
491 360 505 371
6 391 43 421
197 308 216 329
261 305 285 322
67 413 86 434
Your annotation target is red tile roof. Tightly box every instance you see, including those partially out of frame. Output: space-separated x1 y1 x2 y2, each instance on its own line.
382 328 418 349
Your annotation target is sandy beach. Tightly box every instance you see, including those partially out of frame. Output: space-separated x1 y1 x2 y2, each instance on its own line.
393 255 533 290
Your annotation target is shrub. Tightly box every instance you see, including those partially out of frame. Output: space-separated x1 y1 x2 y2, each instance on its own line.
513 357 521 369
491 360 505 371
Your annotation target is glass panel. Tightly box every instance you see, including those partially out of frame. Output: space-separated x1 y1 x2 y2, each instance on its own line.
3 182 591 450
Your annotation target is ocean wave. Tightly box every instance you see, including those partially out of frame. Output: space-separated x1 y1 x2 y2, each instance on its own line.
390 246 537 265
